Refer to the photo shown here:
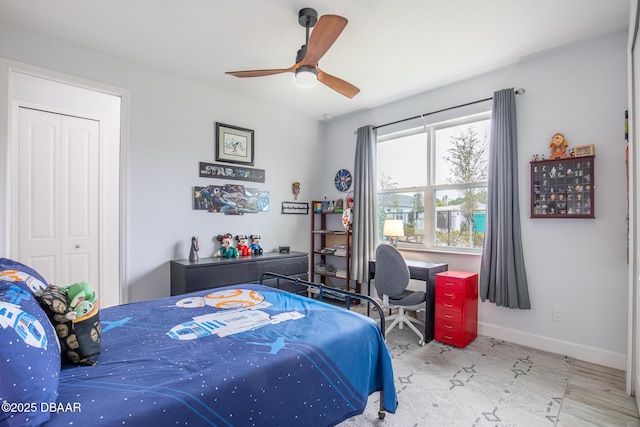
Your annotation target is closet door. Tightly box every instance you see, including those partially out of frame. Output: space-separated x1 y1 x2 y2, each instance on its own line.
17 107 100 290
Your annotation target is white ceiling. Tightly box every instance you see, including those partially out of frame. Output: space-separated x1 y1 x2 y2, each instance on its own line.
0 0 630 121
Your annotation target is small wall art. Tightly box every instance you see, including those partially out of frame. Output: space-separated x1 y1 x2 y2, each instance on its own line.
215 122 254 165
281 201 309 214
573 144 595 157
194 184 269 214
199 162 265 183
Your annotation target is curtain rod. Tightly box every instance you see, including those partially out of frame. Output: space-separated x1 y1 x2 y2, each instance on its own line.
367 88 525 132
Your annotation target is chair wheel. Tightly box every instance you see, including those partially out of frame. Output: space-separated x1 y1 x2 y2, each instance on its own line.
378 410 386 420
419 340 425 346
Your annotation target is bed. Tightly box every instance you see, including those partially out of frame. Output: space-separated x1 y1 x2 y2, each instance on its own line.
0 260 396 427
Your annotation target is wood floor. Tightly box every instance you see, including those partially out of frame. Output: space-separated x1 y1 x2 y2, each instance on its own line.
336 300 639 425
558 360 640 426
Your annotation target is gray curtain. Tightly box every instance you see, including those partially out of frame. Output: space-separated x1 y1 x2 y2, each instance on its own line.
352 125 378 285
479 88 531 309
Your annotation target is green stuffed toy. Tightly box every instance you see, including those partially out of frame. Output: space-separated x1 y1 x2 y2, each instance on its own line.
66 300 94 320
62 282 96 320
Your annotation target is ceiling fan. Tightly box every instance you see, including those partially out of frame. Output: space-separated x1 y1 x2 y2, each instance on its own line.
225 8 360 99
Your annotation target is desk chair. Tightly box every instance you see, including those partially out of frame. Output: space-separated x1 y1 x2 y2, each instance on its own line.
374 244 426 345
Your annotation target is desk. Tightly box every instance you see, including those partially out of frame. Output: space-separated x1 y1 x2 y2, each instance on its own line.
368 259 448 343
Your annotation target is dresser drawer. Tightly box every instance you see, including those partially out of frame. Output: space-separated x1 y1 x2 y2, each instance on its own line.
436 286 464 303
184 262 257 292
435 307 463 324
437 320 463 333
434 326 466 345
436 296 463 312
436 271 478 284
436 276 465 291
256 256 308 277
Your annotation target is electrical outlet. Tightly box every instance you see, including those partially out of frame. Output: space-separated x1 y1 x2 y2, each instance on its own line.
552 307 563 322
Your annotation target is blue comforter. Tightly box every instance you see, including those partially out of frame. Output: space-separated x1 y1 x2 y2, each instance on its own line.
45 284 396 426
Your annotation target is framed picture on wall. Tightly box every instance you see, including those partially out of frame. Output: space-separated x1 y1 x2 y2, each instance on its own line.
215 122 254 165
573 144 595 157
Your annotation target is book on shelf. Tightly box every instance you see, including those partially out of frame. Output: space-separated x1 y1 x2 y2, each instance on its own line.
333 244 346 256
315 264 336 274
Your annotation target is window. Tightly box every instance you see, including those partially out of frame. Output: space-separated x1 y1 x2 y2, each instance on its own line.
377 113 490 252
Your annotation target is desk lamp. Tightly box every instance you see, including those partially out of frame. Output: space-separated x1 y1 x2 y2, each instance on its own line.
383 219 404 248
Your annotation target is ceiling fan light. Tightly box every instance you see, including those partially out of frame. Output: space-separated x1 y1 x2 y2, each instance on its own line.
295 65 318 86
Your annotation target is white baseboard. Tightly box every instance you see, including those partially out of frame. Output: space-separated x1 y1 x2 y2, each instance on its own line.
478 322 626 370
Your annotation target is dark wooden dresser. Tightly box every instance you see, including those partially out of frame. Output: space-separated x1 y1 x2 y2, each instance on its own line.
170 251 308 296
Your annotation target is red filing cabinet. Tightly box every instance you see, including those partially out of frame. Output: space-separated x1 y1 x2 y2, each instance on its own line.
434 271 478 348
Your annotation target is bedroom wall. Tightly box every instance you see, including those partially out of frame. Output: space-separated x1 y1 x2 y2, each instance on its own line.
0 24 323 303
322 31 630 369
0 23 630 369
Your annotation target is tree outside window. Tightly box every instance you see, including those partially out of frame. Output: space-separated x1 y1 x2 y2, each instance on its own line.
377 113 490 252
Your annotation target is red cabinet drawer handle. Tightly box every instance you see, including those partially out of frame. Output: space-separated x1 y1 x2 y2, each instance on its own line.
444 335 453 340
444 303 453 308
444 324 453 329
444 292 454 297
444 314 453 318
444 282 454 286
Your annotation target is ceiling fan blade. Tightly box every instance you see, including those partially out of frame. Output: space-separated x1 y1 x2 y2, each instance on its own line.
301 15 348 65
226 66 295 78
317 69 360 98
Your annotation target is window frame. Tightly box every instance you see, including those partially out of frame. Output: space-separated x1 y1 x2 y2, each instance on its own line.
376 111 491 254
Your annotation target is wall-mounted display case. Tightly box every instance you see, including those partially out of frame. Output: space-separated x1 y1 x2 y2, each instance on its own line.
530 156 594 219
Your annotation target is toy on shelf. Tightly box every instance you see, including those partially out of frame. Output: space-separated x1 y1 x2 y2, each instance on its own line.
215 233 239 258
549 132 568 160
235 234 251 256
334 198 344 213
189 236 199 261
249 234 263 255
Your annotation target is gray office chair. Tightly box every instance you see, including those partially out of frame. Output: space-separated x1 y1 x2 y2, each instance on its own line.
374 244 426 345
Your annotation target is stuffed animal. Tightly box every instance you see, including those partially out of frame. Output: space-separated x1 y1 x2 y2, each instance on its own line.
549 132 568 159
66 300 95 320
249 234 263 255
216 233 239 258
235 234 251 256
62 282 96 308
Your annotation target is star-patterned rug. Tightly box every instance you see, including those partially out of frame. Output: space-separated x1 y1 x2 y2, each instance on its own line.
340 328 573 427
